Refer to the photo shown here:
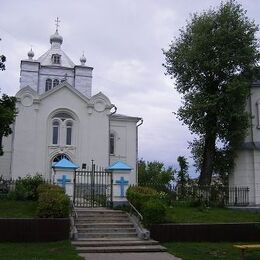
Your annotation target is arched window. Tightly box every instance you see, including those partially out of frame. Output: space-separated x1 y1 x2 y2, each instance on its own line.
50 111 75 146
45 79 52 91
53 154 71 163
52 120 59 145
110 133 115 155
53 79 59 88
52 112 73 121
66 121 72 145
52 54 61 64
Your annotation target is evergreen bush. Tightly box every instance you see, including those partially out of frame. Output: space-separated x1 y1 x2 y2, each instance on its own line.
126 186 159 210
142 199 166 226
9 174 44 200
37 189 70 218
37 183 64 195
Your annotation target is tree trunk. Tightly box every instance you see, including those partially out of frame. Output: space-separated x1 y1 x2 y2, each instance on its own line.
199 132 216 186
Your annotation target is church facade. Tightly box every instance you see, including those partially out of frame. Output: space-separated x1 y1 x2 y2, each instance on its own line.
0 27 142 184
229 80 260 205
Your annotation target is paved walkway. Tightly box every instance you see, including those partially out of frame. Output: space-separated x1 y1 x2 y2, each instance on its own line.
80 252 181 260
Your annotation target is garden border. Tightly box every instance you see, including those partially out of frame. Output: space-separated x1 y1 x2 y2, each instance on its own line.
0 218 70 242
151 222 260 242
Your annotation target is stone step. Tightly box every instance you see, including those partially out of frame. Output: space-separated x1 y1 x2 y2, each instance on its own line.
75 237 142 241
76 218 130 223
77 227 136 233
78 232 137 239
76 214 129 219
76 223 134 229
72 240 159 247
76 245 167 253
76 210 126 216
75 208 122 212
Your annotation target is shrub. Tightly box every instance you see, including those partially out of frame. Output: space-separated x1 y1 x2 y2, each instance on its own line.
126 186 159 211
11 174 44 200
37 183 64 195
37 190 70 218
142 199 166 226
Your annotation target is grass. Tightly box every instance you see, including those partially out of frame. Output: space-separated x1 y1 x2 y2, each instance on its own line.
0 240 83 260
164 242 260 260
0 199 37 218
165 205 260 223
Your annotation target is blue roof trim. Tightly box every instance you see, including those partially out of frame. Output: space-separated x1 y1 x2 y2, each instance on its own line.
107 161 132 171
52 158 79 169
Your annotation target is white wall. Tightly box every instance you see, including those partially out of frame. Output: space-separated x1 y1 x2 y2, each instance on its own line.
0 134 13 179
11 85 111 179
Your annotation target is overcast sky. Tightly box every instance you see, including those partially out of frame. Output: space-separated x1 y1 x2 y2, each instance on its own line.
0 0 259 175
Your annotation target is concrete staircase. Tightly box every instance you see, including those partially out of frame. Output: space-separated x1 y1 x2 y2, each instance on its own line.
71 207 166 253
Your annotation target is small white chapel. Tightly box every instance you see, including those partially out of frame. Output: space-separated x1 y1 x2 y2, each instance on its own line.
0 20 142 201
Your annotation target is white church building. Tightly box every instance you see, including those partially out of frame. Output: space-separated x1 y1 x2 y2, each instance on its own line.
230 80 260 206
0 25 142 203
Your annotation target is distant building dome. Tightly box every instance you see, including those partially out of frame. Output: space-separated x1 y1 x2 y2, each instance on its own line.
28 48 34 60
80 53 86 65
50 30 63 44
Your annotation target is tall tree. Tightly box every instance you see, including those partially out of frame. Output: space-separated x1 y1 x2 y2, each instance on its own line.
176 156 189 187
0 48 16 155
138 159 175 192
176 156 189 198
163 1 260 186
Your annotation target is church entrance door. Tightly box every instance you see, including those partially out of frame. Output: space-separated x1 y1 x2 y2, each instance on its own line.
73 161 113 208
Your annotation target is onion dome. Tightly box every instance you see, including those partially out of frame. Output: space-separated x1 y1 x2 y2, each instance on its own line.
50 29 63 45
28 48 34 60
80 53 86 65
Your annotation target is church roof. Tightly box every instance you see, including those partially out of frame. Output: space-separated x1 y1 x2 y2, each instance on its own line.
36 28 75 68
107 161 132 171
37 48 75 68
52 158 79 169
110 113 142 122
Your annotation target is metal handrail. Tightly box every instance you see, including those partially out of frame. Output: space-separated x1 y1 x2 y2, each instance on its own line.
71 201 78 219
129 201 143 221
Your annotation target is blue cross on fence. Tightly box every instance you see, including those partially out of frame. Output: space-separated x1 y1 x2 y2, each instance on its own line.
115 176 129 197
57 175 71 189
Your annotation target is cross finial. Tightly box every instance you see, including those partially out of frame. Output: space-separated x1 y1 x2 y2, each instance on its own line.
55 17 61 31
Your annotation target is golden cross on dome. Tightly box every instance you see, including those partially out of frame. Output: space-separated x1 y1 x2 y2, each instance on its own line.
55 17 61 30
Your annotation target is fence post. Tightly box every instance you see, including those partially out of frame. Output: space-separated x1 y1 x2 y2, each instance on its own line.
91 160 95 208
73 170 76 205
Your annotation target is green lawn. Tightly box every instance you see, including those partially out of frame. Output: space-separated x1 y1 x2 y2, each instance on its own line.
166 205 260 223
0 200 37 218
0 240 83 260
164 242 260 260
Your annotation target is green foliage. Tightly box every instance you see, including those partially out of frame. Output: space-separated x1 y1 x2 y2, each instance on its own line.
37 183 65 195
37 189 70 218
126 185 159 211
0 94 17 156
126 186 167 225
142 199 166 226
163 0 260 185
164 242 260 260
0 240 83 260
166 204 260 223
176 156 189 197
0 54 6 71
9 174 44 201
138 159 175 192
0 200 37 218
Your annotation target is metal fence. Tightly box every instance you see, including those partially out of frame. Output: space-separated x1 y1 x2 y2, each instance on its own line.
176 185 249 206
73 162 113 208
137 181 250 206
0 177 53 198
0 178 16 197
227 187 249 206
